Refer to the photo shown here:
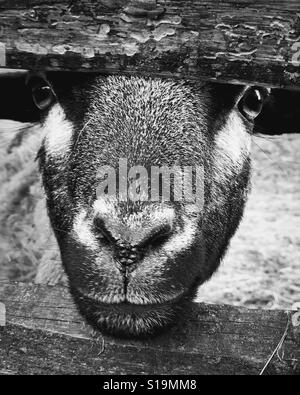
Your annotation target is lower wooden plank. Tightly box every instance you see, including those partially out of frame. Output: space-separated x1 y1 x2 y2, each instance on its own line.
0 282 299 375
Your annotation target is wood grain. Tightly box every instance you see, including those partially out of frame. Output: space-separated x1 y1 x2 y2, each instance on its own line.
0 1 299 87
0 281 299 375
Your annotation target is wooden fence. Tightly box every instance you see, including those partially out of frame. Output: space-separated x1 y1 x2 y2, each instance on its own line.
0 282 299 375
0 0 299 87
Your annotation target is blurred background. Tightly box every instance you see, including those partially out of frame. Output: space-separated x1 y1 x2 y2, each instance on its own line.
0 115 299 310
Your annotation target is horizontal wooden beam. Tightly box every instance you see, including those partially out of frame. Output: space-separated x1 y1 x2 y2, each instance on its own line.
0 1 299 87
0 281 299 375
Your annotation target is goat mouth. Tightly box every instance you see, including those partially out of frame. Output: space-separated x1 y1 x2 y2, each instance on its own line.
70 286 191 337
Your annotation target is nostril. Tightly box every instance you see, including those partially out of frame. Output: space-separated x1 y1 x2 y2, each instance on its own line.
140 224 173 250
93 218 114 245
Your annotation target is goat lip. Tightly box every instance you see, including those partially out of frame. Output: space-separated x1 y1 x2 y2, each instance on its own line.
74 287 185 308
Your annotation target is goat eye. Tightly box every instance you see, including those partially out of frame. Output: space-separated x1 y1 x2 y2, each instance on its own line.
238 87 266 121
32 85 55 110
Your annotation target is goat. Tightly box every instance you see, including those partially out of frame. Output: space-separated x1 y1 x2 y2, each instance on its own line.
1 71 299 337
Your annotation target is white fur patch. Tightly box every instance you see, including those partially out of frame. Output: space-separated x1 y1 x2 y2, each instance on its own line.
151 206 175 227
213 110 251 184
215 110 251 166
93 197 118 218
163 217 197 255
43 103 73 157
215 111 251 164
73 209 98 251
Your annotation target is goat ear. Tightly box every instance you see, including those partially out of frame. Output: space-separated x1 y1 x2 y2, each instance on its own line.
0 71 41 122
254 88 300 135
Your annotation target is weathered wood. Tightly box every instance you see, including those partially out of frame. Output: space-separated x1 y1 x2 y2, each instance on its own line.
0 281 299 375
0 1 300 87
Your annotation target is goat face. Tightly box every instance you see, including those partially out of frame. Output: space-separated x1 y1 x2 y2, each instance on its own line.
33 74 267 337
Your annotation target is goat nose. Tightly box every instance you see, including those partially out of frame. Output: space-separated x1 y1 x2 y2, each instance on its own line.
138 224 173 250
116 243 141 271
94 217 173 272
